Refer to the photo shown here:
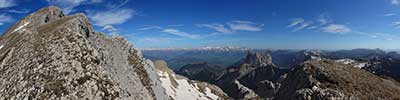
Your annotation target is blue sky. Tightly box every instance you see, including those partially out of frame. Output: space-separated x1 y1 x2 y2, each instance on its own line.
0 0 399 50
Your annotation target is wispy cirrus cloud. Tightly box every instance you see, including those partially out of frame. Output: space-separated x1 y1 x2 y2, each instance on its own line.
318 14 332 25
45 0 104 14
162 28 201 39
87 8 134 35
7 9 29 14
288 18 313 32
197 23 233 34
354 31 400 41
0 14 13 26
391 21 400 28
391 0 400 5
288 13 398 40
88 9 135 26
288 18 305 28
287 13 337 32
137 25 163 30
198 20 264 35
0 0 16 8
45 0 86 14
227 20 264 32
384 13 397 16
106 0 129 9
322 24 351 34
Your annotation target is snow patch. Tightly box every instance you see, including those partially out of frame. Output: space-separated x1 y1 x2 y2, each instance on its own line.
355 62 367 68
158 70 221 100
12 21 30 33
335 58 367 68
0 45 3 50
335 59 355 64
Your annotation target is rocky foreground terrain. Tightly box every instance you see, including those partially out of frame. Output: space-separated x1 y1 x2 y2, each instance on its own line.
0 6 168 99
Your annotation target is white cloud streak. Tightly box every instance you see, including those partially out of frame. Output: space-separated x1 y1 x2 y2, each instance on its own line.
392 0 400 5
88 8 135 26
0 0 16 8
137 25 163 30
318 14 332 25
288 18 314 32
0 14 13 26
45 0 105 14
162 28 200 39
294 21 312 32
288 18 305 28
7 9 29 14
107 0 129 9
198 20 264 35
45 0 87 14
322 24 351 34
227 20 264 31
392 21 400 28
384 13 397 16
197 23 233 34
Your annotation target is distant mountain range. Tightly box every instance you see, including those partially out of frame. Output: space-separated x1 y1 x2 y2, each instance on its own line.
143 47 250 70
143 48 397 70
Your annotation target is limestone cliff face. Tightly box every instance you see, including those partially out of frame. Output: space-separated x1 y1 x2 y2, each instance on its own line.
0 6 166 100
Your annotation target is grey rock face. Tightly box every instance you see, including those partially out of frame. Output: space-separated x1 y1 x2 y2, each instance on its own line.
0 6 167 100
243 51 273 66
214 52 287 99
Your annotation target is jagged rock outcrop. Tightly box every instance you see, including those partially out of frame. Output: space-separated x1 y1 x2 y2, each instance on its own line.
0 6 166 100
242 51 273 66
275 60 400 100
153 60 230 100
215 52 287 99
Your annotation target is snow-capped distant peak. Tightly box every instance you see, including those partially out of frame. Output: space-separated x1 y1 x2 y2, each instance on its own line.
141 46 250 51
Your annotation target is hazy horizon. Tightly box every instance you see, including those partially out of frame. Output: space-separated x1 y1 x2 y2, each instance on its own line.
0 0 399 50
139 46 400 52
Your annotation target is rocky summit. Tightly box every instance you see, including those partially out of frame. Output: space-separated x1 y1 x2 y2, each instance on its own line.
275 60 400 100
0 6 166 100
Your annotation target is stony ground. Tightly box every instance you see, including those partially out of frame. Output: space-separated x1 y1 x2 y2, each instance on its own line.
0 6 166 100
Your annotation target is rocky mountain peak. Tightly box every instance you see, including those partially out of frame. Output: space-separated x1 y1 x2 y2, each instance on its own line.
0 6 167 100
243 51 273 66
3 6 65 36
